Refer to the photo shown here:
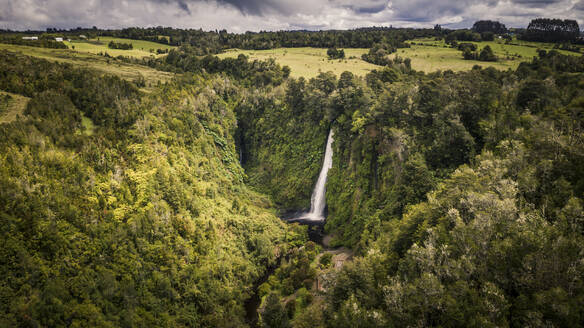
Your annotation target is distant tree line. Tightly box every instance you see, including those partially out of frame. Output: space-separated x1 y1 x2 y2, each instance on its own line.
446 30 488 43
520 18 580 43
2 27 434 55
96 26 437 53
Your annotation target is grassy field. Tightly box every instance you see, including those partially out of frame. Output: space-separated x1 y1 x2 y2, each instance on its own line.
217 47 379 79
65 37 175 59
2 36 582 87
395 38 583 72
218 40 582 77
0 43 175 91
0 90 29 124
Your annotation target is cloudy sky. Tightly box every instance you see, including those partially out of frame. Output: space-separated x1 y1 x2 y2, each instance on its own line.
1 0 582 32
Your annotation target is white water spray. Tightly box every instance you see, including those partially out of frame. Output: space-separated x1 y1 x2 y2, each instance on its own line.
298 129 334 222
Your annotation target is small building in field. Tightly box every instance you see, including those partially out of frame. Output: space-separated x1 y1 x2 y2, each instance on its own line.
55 37 63 42
22 36 38 40
79 35 87 39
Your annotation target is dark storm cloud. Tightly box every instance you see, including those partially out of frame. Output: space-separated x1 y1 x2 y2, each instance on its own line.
389 0 498 22
354 5 387 13
336 0 389 14
510 0 563 8
214 0 264 14
161 0 301 16
150 0 390 16
572 0 584 10
177 0 191 13
146 0 190 13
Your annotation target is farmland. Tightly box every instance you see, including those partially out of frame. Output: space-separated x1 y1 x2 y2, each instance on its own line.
0 43 175 91
65 36 175 59
217 47 379 78
3 34 581 83
218 39 583 77
393 37 583 72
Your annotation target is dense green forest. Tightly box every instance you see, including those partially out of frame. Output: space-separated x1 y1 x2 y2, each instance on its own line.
1 21 584 327
101 27 434 53
0 51 307 326
323 52 584 326
0 27 434 54
228 50 584 326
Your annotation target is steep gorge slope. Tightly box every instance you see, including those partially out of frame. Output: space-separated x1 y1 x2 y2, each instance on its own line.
236 74 333 211
0 52 292 327
235 52 584 327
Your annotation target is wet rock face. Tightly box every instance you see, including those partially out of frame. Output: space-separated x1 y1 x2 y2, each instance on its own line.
291 129 334 223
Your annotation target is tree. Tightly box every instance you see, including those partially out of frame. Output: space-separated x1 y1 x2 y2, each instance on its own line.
516 79 556 113
521 18 580 43
261 293 290 328
361 43 396 66
327 47 345 59
462 48 476 60
458 43 477 52
472 20 507 34
481 31 495 41
445 30 481 43
320 252 333 267
478 45 497 61
108 40 133 50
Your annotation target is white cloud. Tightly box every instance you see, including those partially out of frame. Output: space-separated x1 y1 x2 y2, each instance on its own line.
0 0 581 32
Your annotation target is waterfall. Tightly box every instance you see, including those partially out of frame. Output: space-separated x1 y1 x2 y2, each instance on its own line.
298 129 334 222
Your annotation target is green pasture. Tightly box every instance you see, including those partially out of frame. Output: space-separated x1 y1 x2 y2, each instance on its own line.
65 36 175 59
398 37 582 72
217 47 379 79
0 43 175 91
218 40 583 77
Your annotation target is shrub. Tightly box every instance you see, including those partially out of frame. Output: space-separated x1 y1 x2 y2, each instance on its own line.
320 253 333 267
108 40 133 50
327 47 345 59
479 45 497 61
458 42 477 52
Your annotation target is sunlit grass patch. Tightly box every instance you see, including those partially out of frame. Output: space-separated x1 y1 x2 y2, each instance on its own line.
81 115 95 136
218 47 379 79
398 37 582 72
0 90 29 124
65 36 175 59
0 43 175 91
